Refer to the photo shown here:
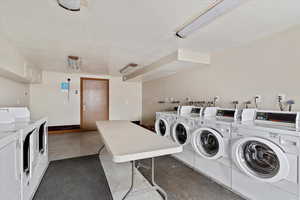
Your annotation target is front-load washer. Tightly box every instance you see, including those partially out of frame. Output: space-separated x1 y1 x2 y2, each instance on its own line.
231 110 300 200
171 113 202 168
155 111 177 141
192 108 237 188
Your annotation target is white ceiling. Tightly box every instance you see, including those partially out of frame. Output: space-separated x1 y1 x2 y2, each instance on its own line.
0 0 299 75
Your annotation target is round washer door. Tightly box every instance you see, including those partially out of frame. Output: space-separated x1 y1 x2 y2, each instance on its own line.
232 137 289 183
172 122 190 145
155 118 170 137
192 128 224 160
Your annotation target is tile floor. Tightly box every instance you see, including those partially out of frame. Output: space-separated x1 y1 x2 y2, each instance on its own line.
49 131 103 161
139 157 244 200
48 131 245 200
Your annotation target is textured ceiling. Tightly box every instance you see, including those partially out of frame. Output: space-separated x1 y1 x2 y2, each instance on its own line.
0 0 299 75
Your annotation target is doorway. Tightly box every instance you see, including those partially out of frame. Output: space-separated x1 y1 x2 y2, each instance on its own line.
80 78 109 131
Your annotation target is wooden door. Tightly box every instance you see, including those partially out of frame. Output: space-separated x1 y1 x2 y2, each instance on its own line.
81 78 109 130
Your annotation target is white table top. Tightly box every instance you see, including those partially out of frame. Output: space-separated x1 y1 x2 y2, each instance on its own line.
96 120 183 163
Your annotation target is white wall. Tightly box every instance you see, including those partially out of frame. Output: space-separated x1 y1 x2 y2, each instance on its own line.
0 34 30 107
30 71 142 126
142 25 300 125
0 76 29 107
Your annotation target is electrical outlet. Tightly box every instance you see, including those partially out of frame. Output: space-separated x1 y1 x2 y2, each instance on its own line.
255 95 262 103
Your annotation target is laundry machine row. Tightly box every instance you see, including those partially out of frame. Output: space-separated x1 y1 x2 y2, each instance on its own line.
155 107 300 200
0 107 49 200
231 109 300 200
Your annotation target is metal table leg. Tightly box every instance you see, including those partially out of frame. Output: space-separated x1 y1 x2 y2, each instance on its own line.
150 158 168 200
98 145 105 155
121 158 168 200
122 161 135 200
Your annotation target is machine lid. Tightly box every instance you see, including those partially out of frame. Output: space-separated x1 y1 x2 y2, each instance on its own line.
172 122 189 145
192 127 224 160
232 137 289 183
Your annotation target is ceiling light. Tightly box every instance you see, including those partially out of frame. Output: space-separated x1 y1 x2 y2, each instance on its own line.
68 56 81 71
119 63 138 74
175 0 246 38
57 0 81 11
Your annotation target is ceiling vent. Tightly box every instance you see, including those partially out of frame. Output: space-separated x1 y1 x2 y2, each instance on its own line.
57 0 88 11
67 56 81 71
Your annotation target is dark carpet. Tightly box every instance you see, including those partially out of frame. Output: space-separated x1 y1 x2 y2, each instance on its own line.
33 155 113 200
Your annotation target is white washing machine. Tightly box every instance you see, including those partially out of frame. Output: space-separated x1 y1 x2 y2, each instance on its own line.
0 107 49 200
192 107 237 188
0 110 21 200
171 112 203 168
0 122 37 200
231 110 300 200
155 111 177 141
30 117 49 199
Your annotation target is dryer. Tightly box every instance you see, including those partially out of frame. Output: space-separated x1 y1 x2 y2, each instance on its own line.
192 107 237 188
231 110 300 200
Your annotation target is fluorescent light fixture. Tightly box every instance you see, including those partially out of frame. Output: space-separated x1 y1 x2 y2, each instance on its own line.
119 63 138 74
68 56 81 71
176 0 245 38
57 0 81 11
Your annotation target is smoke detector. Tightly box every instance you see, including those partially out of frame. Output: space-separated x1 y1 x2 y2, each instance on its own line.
67 56 81 71
57 0 88 11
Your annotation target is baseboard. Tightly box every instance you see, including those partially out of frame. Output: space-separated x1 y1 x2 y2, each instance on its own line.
48 125 81 134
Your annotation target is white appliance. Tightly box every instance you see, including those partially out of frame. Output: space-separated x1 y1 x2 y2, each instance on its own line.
0 121 21 200
5 107 31 122
0 107 48 200
155 112 177 141
192 108 237 188
19 125 38 200
171 110 203 168
29 118 48 199
231 110 300 200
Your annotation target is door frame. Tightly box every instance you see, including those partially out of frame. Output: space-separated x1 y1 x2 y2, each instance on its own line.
80 77 110 130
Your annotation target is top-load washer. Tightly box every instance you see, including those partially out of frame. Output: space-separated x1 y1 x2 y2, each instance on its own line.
231 109 300 200
171 106 203 168
192 107 238 188
0 110 21 200
0 107 48 200
0 112 36 200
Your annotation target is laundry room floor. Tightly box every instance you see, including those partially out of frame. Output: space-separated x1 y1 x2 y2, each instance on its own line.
48 131 103 161
46 131 245 200
139 156 245 200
